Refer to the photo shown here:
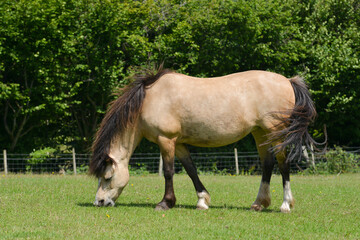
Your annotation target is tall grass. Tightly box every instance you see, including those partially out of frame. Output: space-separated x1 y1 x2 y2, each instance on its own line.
0 174 359 239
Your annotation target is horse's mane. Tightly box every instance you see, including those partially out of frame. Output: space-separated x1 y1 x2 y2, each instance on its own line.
89 65 173 177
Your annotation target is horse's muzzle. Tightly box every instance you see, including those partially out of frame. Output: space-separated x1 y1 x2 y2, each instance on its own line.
94 198 115 207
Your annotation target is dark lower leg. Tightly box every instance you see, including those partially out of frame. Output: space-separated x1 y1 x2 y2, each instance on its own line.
251 128 275 210
278 161 290 187
252 153 275 209
156 137 177 210
180 156 211 209
176 144 210 209
156 160 176 210
261 154 276 184
176 144 208 194
180 157 208 193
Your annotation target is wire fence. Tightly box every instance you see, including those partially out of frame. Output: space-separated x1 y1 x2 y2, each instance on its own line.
1 147 359 175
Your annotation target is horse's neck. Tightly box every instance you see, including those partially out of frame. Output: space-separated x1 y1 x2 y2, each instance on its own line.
108 127 142 164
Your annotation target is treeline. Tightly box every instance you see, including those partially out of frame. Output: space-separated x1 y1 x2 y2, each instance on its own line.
1 0 359 153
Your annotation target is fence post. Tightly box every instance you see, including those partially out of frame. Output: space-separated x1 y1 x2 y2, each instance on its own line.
302 145 309 167
234 148 239 175
310 144 316 169
3 149 8 175
159 153 163 176
72 148 77 175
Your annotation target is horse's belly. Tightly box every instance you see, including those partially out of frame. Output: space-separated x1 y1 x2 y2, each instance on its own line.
178 119 253 147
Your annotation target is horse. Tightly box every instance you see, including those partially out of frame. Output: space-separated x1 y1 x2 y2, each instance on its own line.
89 66 318 213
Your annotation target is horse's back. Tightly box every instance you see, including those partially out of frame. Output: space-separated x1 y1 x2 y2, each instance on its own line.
141 70 295 146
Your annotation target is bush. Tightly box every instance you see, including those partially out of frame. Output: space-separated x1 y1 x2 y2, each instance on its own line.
129 164 150 176
304 146 359 174
325 146 359 174
26 147 56 172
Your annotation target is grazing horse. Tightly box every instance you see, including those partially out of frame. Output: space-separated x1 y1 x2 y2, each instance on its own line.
90 67 318 213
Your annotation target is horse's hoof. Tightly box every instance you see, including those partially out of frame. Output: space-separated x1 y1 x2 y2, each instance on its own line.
280 208 291 213
280 207 291 213
196 191 210 210
196 205 209 210
280 202 291 213
250 204 262 211
155 202 170 211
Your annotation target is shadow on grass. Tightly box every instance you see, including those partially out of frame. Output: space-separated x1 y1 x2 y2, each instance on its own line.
76 202 278 212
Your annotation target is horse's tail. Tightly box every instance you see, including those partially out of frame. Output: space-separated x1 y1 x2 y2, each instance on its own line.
269 76 324 162
89 65 172 177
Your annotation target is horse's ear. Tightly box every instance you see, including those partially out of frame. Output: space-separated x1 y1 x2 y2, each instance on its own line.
104 163 114 180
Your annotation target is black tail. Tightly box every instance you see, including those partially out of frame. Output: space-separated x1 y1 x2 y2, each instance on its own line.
89 65 172 177
269 76 325 162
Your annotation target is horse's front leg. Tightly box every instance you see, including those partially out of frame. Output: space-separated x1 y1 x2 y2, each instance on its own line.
155 136 176 211
176 144 210 210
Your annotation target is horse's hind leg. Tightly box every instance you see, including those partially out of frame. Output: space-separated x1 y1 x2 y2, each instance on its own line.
275 150 295 213
155 136 177 211
175 144 211 210
251 129 275 211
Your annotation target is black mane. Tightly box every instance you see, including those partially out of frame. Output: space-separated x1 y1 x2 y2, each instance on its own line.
89 66 172 177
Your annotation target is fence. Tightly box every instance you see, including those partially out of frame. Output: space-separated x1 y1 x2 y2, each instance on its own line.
1 147 359 175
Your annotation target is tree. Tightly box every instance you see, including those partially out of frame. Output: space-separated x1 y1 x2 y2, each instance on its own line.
298 0 360 145
1 0 359 153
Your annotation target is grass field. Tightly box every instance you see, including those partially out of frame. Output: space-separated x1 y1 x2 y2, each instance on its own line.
1 173 359 239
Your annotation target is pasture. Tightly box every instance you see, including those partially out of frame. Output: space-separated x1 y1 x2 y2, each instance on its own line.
1 174 359 239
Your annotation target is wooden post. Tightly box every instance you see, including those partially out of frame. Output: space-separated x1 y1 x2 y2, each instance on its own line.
159 153 163 176
310 144 316 169
302 146 309 167
234 148 239 175
3 149 8 175
72 148 77 175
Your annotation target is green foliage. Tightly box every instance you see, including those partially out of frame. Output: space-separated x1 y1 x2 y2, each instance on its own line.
197 162 230 176
26 147 56 172
0 0 359 153
304 146 360 174
64 164 89 175
325 146 359 174
28 147 56 165
298 0 360 145
129 163 150 176
76 164 89 174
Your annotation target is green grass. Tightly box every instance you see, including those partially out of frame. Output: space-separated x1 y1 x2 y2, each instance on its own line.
1 174 359 239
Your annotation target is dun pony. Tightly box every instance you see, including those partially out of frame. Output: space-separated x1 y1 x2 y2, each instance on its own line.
90 66 322 213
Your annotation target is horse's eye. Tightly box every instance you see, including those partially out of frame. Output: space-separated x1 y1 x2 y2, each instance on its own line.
104 176 112 181
104 169 113 180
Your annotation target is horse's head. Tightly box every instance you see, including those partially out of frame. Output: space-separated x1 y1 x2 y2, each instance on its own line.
93 162 129 207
